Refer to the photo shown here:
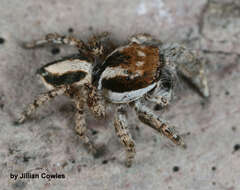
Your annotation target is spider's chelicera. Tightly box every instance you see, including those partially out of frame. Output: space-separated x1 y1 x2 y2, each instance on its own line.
16 32 209 167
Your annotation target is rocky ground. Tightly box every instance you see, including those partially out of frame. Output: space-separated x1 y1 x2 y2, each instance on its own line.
0 0 240 189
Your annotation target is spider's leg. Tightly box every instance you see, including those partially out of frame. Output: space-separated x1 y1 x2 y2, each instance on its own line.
161 43 209 97
114 105 136 167
86 84 106 118
133 100 185 147
16 86 67 124
129 33 162 46
66 86 97 154
87 32 110 56
146 88 173 108
74 102 97 154
24 33 89 54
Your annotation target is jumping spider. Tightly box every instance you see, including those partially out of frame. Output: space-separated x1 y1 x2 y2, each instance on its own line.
16 32 209 167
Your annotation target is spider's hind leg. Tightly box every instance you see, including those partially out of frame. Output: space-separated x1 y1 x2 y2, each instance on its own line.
129 33 162 46
16 86 67 124
24 33 89 54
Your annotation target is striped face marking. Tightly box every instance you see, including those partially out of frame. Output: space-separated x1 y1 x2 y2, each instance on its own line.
97 43 165 103
37 55 92 89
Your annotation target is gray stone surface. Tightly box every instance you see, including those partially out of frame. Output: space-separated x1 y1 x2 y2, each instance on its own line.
0 0 239 189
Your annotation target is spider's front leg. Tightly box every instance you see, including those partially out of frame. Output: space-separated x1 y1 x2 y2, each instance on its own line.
24 33 89 54
15 86 67 124
114 105 136 167
133 100 185 147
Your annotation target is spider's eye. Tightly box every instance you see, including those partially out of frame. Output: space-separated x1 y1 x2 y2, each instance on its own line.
162 78 172 89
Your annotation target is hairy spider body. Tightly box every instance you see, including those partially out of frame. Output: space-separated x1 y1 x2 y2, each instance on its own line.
16 32 209 167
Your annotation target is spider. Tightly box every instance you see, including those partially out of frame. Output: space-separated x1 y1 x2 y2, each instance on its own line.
15 32 209 167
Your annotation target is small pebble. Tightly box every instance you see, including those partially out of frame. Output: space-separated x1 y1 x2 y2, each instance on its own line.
233 144 240 152
102 160 108 164
88 26 93 31
232 126 236 131
68 28 74 33
0 37 5 44
92 130 98 135
51 47 60 55
225 91 229 95
172 166 179 172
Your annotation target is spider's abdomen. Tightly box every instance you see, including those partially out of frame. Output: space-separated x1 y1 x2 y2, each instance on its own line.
97 43 165 103
37 54 92 89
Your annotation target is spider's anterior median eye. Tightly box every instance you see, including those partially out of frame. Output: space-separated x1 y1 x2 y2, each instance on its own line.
162 79 172 89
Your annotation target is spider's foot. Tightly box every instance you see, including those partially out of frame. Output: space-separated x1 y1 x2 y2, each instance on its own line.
161 124 186 148
125 159 133 168
24 41 37 49
84 142 98 157
23 39 47 49
172 133 187 149
14 115 27 125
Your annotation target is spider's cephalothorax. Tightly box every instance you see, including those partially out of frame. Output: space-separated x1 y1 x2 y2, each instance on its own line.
16 32 209 167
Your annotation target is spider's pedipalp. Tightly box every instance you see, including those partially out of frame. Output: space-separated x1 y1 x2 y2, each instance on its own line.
145 88 172 108
145 65 175 107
